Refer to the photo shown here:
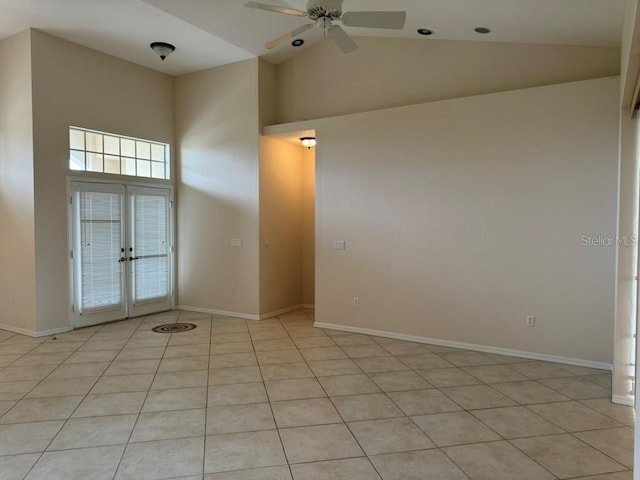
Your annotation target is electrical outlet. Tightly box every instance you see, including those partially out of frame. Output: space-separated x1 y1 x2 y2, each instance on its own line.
526 315 535 327
353 297 359 307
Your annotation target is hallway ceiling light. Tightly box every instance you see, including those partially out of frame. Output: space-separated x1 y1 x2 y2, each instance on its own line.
150 42 176 60
300 137 317 149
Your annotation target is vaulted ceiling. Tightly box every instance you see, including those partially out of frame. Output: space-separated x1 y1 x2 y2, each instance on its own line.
0 0 625 76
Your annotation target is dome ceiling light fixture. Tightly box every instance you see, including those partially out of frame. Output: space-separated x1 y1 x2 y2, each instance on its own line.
150 42 176 60
300 137 317 149
474 27 492 34
417 28 433 36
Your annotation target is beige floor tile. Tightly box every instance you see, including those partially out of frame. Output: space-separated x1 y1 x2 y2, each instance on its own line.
291 457 381 480
252 339 296 351
210 333 252 344
1 395 83 424
0 420 64 455
49 414 137 449
168 333 211 346
209 366 262 385
539 377 611 399
204 466 292 479
90 373 155 394
0 380 39 401
341 344 390 358
508 361 574 379
440 385 517 410
317 374 380 396
151 369 208 389
528 401 623 431
0 365 57 382
300 347 348 361
0 354 21 367
0 400 15 416
575 427 634 468
292 337 336 349
0 453 40 480
439 351 497 367
353 357 410 373
307 359 362 376
397 354 454 370
412 411 501 446
512 433 627 478
115 346 165 361
260 363 314 380
444 440 555 480
73 391 146 417
256 349 304 365
104 359 160 376
34 342 84 354
25 376 98 398
0 344 37 355
205 430 286 473
208 383 268 406
142 386 207 412
370 449 468 480
347 417 434 455
48 361 110 379
279 423 363 464
11 352 71 367
570 472 632 480
64 349 119 364
210 352 258 368
462 365 529 383
25 445 125 480
471 406 562 438
332 334 375 346
131 408 206 442
491 380 571 404
369 371 432 392
332 393 404 421
389 389 463 416
272 398 341 428
380 342 431 356
117 436 204 479
158 355 209 372
206 403 275 434
264 378 326 401
579 398 635 426
556 364 608 376
249 330 290 342
165 343 211 358
416 368 482 387
209 342 254 355
583 373 612 389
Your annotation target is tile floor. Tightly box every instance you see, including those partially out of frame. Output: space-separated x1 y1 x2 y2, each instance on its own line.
0 309 634 480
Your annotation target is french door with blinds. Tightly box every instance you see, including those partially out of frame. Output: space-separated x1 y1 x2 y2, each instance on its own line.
70 181 173 328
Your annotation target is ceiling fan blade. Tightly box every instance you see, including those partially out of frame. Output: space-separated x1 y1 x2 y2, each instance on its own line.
341 11 407 29
265 23 314 49
244 1 307 17
328 25 358 54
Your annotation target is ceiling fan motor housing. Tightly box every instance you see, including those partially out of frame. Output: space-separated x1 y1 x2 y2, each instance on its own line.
307 0 343 20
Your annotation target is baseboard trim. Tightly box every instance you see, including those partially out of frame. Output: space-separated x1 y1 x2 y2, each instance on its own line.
611 394 635 406
176 304 305 321
313 322 613 371
303 304 316 309
0 324 72 338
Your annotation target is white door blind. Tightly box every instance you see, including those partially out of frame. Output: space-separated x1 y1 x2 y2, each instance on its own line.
132 193 169 303
79 191 122 311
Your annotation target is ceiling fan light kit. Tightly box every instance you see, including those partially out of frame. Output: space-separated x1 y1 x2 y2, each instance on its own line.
300 137 317 149
150 41 176 60
245 0 407 54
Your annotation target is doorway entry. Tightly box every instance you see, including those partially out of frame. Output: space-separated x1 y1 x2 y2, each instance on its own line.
70 181 173 328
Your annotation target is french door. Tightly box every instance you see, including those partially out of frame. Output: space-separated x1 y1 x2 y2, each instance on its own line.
70 181 173 328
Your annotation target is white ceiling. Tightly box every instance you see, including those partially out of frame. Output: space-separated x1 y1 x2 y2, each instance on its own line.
0 0 626 76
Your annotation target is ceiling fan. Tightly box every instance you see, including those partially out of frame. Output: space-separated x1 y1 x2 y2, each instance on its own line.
245 0 407 53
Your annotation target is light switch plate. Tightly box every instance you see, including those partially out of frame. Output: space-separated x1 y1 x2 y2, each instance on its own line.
231 238 242 247
333 240 346 250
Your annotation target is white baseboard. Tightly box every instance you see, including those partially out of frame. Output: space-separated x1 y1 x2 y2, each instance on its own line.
314 322 613 371
303 304 315 309
176 304 304 321
611 394 635 406
0 323 72 338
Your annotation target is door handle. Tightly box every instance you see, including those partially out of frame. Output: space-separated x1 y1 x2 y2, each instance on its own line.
129 256 140 261
118 257 126 263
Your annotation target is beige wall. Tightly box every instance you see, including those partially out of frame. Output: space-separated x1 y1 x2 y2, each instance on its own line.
307 77 619 364
29 30 174 332
175 59 261 316
259 137 304 314
0 31 36 333
302 147 315 306
276 36 620 123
